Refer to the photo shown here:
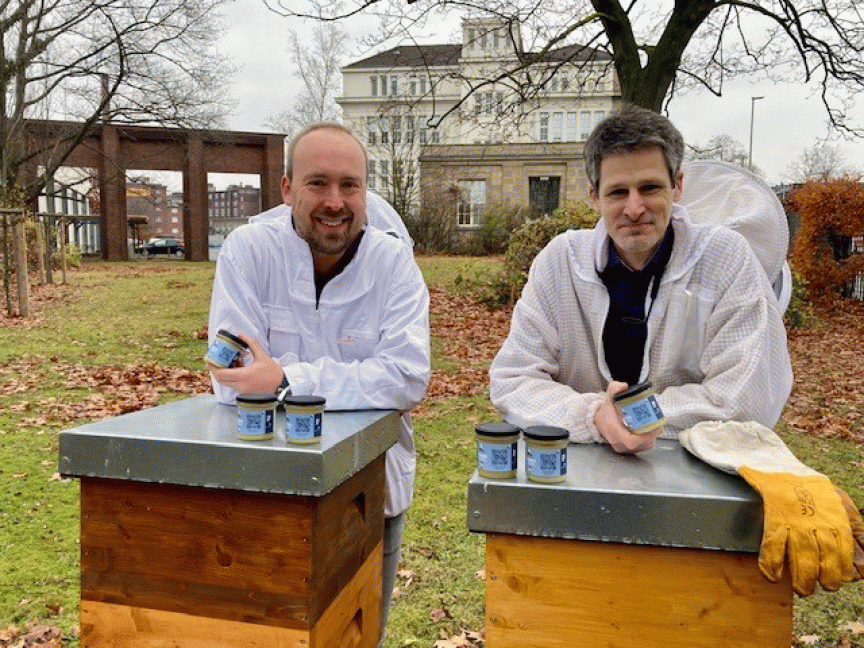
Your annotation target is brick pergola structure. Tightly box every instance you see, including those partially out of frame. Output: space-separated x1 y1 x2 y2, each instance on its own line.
24 120 285 261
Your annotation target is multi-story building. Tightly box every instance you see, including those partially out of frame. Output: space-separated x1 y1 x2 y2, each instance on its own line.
339 17 620 237
209 184 261 236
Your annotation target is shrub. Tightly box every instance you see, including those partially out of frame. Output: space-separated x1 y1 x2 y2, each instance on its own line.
783 268 815 329
495 202 598 304
466 207 525 256
787 177 864 305
404 204 457 253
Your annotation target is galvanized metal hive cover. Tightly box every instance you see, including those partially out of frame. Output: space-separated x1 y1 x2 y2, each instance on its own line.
467 439 763 552
58 394 400 497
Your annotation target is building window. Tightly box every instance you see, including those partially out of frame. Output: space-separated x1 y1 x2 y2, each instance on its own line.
419 115 428 144
529 176 561 218
379 161 389 190
390 76 398 96
539 113 549 142
405 115 415 144
580 111 591 140
551 112 563 142
566 112 577 141
467 28 475 49
594 110 606 127
370 76 378 96
431 128 440 144
380 75 387 95
392 115 401 144
367 160 376 190
409 76 417 95
379 115 389 145
367 116 377 145
457 180 486 228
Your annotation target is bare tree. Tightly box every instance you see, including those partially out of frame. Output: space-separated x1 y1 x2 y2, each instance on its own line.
687 134 750 168
785 141 859 182
265 1 864 137
267 22 350 138
1 0 233 206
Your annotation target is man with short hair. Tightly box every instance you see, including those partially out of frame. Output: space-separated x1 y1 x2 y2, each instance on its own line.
490 105 861 595
208 122 430 644
491 105 792 451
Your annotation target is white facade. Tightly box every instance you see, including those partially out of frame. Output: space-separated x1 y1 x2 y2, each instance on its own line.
338 18 620 215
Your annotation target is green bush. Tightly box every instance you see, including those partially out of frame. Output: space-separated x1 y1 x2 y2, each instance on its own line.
62 241 83 268
487 202 597 305
466 207 525 256
784 267 816 329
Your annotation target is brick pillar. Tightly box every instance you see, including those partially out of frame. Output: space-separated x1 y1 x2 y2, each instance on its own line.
261 134 286 211
183 133 208 262
99 124 128 260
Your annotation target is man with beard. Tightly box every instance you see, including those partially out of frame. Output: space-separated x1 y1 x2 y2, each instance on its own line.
207 123 431 645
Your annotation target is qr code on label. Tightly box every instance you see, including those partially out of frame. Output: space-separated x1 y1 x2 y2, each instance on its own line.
631 402 652 425
540 454 557 471
295 417 312 436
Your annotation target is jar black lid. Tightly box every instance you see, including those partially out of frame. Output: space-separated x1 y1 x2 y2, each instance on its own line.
613 381 653 402
216 329 249 348
236 392 277 404
475 421 521 437
524 425 568 441
285 395 326 407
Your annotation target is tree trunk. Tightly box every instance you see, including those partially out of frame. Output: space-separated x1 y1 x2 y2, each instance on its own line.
35 217 46 285
14 215 29 317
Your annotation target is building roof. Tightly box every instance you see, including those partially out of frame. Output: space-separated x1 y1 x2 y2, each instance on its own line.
344 44 462 70
343 42 611 71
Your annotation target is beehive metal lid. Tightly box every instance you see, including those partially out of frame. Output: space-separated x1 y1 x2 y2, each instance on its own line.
58 394 399 496
467 438 762 552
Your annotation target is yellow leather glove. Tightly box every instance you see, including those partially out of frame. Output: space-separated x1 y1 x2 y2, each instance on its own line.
738 467 855 596
834 486 864 581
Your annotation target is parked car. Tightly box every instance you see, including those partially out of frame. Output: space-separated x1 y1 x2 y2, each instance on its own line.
136 237 185 258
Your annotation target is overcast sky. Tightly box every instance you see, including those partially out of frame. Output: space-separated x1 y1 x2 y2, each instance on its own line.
212 1 864 190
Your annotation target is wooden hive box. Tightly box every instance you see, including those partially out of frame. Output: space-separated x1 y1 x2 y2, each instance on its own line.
58 397 400 648
467 439 793 647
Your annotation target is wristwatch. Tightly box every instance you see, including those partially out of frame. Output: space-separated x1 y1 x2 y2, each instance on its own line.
275 375 291 404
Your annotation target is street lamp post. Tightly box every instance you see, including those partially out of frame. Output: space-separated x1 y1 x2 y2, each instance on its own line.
748 95 764 170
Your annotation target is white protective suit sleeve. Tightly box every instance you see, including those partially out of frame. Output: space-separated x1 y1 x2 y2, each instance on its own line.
678 420 818 475
208 237 430 412
490 239 606 444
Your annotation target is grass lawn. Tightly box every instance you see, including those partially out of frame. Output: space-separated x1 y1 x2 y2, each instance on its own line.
0 255 861 647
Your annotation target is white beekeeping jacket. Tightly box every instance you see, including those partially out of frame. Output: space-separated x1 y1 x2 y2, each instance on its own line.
208 216 430 517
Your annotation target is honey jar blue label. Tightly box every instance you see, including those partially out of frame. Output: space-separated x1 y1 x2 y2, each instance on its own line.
206 339 241 367
526 446 567 478
621 394 664 430
478 441 517 473
237 408 273 438
287 412 322 440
